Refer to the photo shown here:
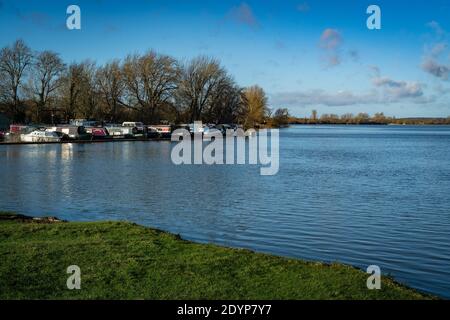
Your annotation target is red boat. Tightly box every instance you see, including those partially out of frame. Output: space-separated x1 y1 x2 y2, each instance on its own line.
9 124 32 134
85 127 109 139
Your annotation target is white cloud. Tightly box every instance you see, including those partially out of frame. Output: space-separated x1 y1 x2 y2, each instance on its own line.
319 28 342 67
422 59 450 80
372 77 424 99
430 43 447 57
271 69 429 107
422 21 450 81
271 89 378 107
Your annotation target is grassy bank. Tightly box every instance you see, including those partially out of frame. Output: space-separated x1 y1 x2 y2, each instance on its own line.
0 213 430 299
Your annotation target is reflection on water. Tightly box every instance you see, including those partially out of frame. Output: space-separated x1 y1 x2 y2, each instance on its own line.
1 126 450 298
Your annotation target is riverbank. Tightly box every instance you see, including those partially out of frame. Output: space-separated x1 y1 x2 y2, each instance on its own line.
0 137 170 145
289 117 450 125
0 213 432 299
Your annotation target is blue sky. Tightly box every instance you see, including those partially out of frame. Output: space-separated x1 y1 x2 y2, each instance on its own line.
1 0 450 117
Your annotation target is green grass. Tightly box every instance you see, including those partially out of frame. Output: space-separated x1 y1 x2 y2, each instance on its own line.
0 213 431 300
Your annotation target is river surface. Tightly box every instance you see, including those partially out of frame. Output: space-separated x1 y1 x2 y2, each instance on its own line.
1 125 449 298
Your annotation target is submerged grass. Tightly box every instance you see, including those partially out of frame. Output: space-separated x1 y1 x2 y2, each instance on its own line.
0 212 432 299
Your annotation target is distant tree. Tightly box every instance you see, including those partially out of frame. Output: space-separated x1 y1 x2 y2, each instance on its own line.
311 109 318 122
123 51 179 123
340 113 354 124
242 85 269 128
206 77 243 124
319 113 339 124
176 56 228 123
58 62 86 122
27 51 65 122
96 60 125 123
0 40 33 122
330 114 339 122
0 73 6 112
0 38 287 127
355 112 370 124
373 112 387 123
78 61 100 119
272 108 290 127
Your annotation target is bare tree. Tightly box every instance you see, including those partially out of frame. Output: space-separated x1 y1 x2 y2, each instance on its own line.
355 112 370 124
311 109 318 122
27 51 65 122
272 108 290 127
0 40 33 121
123 51 179 123
0 39 277 126
176 56 227 122
58 61 101 122
0 72 8 109
78 60 99 119
58 63 85 122
340 113 354 124
206 77 243 124
96 60 125 123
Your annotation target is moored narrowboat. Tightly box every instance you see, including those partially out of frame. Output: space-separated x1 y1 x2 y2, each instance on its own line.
20 130 63 143
46 125 91 140
149 125 171 139
85 127 110 139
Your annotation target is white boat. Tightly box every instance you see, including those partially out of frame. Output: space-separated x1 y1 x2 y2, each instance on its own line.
122 122 145 135
105 125 132 137
21 130 62 143
46 125 89 140
149 125 172 138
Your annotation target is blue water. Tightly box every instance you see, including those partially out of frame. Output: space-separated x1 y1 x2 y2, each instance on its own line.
1 125 450 298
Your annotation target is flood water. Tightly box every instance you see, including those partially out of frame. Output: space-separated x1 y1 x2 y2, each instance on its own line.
1 125 450 298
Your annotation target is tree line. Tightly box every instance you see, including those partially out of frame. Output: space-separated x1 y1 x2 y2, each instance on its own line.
291 110 450 125
0 39 287 128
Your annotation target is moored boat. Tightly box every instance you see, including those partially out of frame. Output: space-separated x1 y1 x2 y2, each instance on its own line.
46 125 91 140
149 125 171 139
85 127 109 139
122 122 146 136
20 130 63 143
104 124 135 138
9 124 37 134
